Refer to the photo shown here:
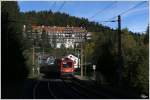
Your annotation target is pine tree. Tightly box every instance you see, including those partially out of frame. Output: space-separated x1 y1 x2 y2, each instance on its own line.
2 1 29 98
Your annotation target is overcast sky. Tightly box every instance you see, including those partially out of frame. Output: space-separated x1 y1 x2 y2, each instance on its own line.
18 1 149 33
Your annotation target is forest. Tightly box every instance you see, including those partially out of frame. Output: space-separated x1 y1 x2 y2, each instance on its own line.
2 1 149 98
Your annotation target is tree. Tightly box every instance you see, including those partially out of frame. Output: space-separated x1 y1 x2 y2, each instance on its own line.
41 29 49 48
121 28 149 95
22 24 33 49
84 42 95 62
88 30 118 84
2 1 29 98
143 25 149 45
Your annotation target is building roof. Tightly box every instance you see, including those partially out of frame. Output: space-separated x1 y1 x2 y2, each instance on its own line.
31 25 87 33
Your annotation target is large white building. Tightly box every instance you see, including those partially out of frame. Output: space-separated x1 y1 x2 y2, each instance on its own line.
23 25 91 48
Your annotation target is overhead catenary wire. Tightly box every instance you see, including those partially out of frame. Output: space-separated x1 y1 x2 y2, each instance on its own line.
94 1 146 31
50 1 56 11
105 1 146 22
119 1 146 16
57 1 66 12
89 1 117 19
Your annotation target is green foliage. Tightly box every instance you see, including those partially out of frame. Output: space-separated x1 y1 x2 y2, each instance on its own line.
2 1 29 98
2 1 29 81
21 24 33 50
84 27 149 94
2 1 22 42
143 25 149 44
122 29 149 94
84 41 95 62
84 30 118 83
41 29 50 48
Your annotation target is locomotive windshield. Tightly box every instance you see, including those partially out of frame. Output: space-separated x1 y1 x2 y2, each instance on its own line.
63 62 73 68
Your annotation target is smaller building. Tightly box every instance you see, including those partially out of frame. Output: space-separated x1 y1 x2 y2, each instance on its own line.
65 54 80 68
37 53 56 65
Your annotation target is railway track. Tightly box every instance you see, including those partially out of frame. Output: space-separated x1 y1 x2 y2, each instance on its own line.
70 77 140 99
50 79 84 99
71 78 115 99
32 76 112 99
32 78 88 99
62 79 96 98
31 76 110 99
61 76 113 99
26 74 138 99
22 71 141 99
33 80 57 99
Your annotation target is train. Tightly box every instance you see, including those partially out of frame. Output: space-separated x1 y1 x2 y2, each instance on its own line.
40 55 75 78
56 57 75 76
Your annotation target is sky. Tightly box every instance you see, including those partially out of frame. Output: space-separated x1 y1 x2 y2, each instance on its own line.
18 1 149 33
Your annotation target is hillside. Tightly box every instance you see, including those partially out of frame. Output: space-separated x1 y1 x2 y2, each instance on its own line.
20 10 116 32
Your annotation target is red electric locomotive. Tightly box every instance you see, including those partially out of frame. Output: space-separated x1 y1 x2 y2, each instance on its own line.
56 57 74 76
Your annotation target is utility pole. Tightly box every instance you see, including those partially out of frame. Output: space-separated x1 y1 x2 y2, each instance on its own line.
103 15 123 85
32 39 35 77
117 15 123 86
77 48 80 69
80 34 84 78
84 32 87 76
43 48 44 57
80 28 87 78
84 53 87 76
